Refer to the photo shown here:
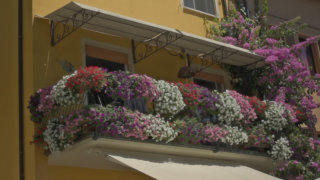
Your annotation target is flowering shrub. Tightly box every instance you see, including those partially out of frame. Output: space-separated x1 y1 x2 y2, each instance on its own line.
154 80 185 117
224 126 248 146
43 108 96 152
216 90 243 126
198 88 219 117
65 66 106 94
174 117 205 144
203 124 228 144
43 118 69 152
244 96 266 118
175 82 202 107
247 125 274 148
288 133 320 163
229 90 257 125
208 2 320 133
105 71 137 100
93 105 177 143
52 71 81 106
144 114 178 143
28 87 57 123
269 137 293 161
262 101 289 132
130 74 160 101
29 67 320 179
105 71 160 102
275 160 309 180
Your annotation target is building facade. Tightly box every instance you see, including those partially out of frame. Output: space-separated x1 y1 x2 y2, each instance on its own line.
0 0 319 180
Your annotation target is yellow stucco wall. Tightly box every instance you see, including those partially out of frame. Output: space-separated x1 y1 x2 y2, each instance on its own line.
34 0 223 38
0 0 19 179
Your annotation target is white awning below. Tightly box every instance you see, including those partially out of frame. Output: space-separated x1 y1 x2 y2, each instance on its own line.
108 154 279 180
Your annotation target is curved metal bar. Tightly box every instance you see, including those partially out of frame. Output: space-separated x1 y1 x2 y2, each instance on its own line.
50 8 99 46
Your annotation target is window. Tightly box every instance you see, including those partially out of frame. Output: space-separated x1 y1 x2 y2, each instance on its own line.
193 72 225 92
183 0 217 16
194 78 224 91
86 56 125 106
299 37 320 75
85 44 146 113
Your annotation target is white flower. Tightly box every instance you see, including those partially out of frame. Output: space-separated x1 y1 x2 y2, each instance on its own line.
262 101 288 132
224 126 248 145
144 114 178 143
154 80 185 117
268 137 293 160
51 72 81 106
43 118 69 152
216 90 243 125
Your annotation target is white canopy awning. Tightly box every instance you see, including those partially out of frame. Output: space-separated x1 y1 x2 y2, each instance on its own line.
108 154 279 180
45 2 264 67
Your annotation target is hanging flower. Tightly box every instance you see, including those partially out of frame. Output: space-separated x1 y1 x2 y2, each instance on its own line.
215 90 243 126
224 126 248 146
105 71 160 101
154 80 185 117
93 105 177 143
269 137 293 161
244 96 267 118
198 88 219 117
129 74 160 101
262 101 289 132
228 90 257 125
65 66 106 94
51 71 81 106
203 124 228 144
175 82 202 107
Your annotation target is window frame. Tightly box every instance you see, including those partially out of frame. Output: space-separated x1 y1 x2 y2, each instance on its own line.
193 71 225 92
181 0 221 18
81 39 133 106
298 34 320 74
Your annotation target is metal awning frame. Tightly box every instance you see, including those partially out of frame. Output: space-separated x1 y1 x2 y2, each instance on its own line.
50 8 100 46
48 2 264 69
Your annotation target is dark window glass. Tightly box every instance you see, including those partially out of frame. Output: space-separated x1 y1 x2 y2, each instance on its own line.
206 0 215 15
86 56 146 112
184 0 194 8
195 0 207 13
299 37 316 75
86 56 125 106
194 78 218 90
184 0 216 15
86 56 125 71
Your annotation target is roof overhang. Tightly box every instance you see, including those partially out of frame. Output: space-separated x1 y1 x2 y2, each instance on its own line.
45 2 264 67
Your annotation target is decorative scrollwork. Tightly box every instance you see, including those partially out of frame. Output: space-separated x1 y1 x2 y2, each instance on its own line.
133 31 183 63
196 47 238 73
50 9 99 46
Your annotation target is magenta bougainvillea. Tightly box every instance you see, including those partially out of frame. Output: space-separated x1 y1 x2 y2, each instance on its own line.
207 2 320 178
210 5 320 133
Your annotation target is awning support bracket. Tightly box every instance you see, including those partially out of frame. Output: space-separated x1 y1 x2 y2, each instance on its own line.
133 30 183 63
195 47 239 74
50 8 99 46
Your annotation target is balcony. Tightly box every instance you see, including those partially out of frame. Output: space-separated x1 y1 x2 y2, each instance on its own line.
28 66 316 179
